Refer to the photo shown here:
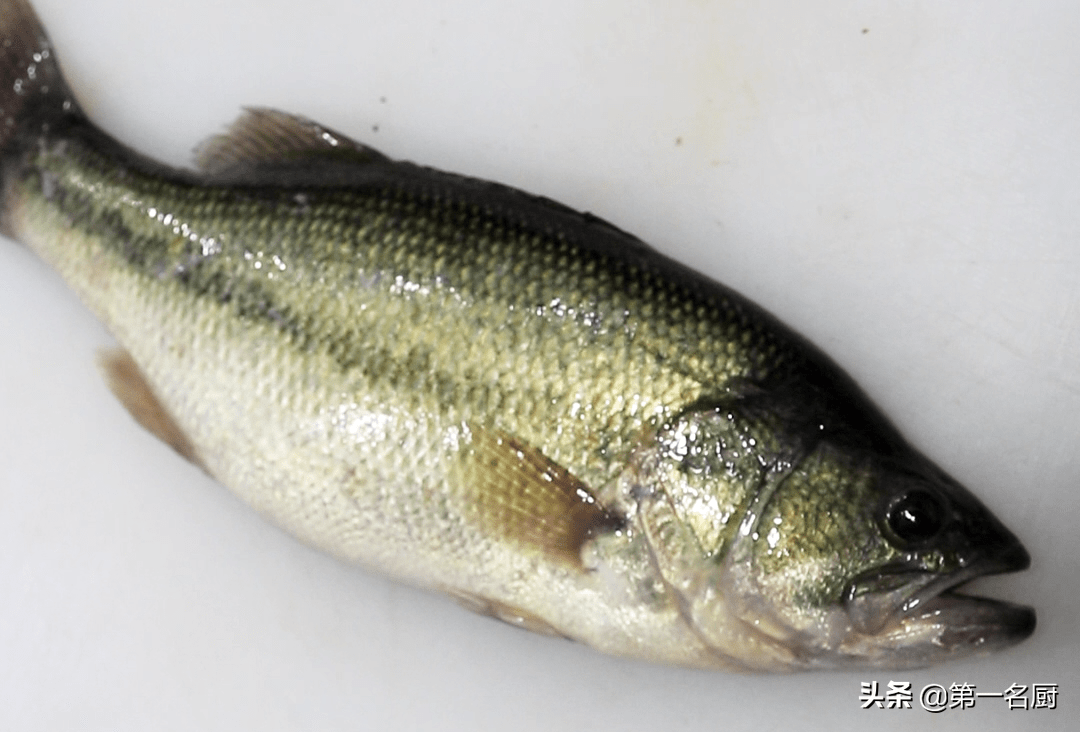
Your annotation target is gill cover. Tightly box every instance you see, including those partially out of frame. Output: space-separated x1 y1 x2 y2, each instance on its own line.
628 385 1033 671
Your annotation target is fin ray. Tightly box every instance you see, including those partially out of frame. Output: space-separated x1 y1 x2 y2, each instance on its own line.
460 427 623 568
446 588 569 638
98 349 204 469
195 107 389 175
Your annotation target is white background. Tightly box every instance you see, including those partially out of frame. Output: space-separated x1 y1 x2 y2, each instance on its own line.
1 0 1076 729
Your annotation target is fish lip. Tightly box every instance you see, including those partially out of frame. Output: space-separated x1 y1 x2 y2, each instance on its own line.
901 539 1031 617
843 540 1033 638
831 588 1036 671
908 591 1036 648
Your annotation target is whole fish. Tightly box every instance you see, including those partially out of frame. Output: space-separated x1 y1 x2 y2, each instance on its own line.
0 0 1034 671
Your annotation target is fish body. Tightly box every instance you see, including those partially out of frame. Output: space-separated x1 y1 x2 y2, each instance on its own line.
0 0 1034 671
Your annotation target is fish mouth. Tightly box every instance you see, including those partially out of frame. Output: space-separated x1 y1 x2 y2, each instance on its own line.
842 542 1035 665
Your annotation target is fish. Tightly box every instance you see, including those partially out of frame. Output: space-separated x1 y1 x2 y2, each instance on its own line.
0 0 1034 672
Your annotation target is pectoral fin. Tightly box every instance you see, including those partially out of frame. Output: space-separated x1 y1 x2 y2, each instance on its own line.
98 349 204 469
461 427 623 568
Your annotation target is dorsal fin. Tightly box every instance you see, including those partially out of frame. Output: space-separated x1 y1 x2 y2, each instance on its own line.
195 107 390 175
458 427 624 569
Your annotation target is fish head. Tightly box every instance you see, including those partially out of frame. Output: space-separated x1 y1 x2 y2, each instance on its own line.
633 382 1034 672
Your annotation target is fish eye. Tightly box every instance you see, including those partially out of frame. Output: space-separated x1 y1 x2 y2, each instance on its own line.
884 489 946 546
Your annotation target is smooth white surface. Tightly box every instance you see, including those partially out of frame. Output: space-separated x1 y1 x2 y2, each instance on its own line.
0 0 1075 729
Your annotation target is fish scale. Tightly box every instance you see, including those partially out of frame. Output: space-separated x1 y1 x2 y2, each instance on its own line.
0 0 1034 671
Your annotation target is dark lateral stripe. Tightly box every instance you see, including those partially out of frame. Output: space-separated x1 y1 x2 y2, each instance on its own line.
38 164 530 413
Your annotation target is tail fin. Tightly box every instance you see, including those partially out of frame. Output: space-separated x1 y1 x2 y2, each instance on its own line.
0 0 81 156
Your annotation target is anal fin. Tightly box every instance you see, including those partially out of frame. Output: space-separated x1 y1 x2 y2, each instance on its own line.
98 349 204 470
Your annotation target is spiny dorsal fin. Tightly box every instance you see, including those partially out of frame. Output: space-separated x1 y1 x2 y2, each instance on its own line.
459 427 624 569
98 349 205 471
195 107 390 175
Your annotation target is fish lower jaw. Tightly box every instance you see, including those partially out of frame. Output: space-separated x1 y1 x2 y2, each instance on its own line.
898 590 1036 653
831 591 1036 670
